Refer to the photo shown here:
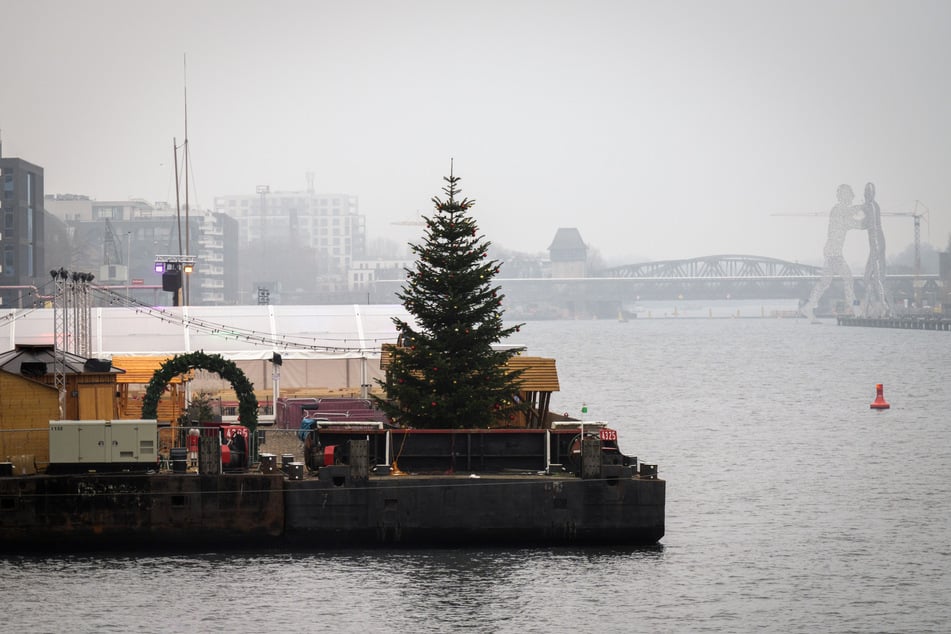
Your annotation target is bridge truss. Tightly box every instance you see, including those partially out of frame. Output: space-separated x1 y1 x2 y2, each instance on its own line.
602 254 821 279
596 255 823 300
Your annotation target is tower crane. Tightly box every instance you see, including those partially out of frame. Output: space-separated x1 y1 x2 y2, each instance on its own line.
103 217 123 267
390 211 426 227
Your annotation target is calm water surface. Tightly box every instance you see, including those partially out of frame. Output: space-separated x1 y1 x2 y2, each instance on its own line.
3 316 949 633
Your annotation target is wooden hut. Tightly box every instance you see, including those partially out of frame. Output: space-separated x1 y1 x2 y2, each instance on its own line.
110 356 192 424
110 356 194 461
380 344 559 428
0 344 124 472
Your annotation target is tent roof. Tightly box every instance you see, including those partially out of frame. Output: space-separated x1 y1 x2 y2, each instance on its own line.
0 304 412 361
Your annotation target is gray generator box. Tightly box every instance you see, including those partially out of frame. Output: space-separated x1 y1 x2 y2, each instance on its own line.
49 420 158 465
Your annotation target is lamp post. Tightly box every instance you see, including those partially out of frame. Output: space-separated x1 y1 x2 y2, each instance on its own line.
271 352 282 414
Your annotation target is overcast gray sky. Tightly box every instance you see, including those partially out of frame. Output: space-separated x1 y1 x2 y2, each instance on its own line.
2 0 948 266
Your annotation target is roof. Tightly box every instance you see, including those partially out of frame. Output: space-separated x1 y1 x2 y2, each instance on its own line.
380 346 559 393
1 304 412 361
506 356 560 392
547 227 586 251
0 344 124 377
111 356 192 384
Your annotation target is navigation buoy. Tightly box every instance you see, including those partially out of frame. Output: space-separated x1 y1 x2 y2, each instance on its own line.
870 384 890 410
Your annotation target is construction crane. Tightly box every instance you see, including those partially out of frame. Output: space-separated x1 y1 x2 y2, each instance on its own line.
773 200 930 302
391 212 426 227
103 217 123 266
101 217 129 283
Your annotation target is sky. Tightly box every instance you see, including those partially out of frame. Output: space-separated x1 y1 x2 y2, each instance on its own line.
2 0 949 267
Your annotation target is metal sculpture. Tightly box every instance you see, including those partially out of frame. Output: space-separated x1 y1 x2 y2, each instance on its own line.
801 184 865 319
802 182 892 319
860 182 890 317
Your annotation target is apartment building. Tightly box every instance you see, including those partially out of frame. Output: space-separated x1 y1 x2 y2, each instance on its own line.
0 143 45 308
214 177 366 294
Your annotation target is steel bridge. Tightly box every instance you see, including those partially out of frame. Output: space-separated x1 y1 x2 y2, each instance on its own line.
369 254 943 317
491 254 942 308
596 254 824 300
603 254 821 279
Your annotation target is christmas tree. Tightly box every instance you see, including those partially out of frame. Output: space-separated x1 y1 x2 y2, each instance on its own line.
375 169 526 428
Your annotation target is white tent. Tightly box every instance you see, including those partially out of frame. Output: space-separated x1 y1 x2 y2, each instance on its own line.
0 304 411 392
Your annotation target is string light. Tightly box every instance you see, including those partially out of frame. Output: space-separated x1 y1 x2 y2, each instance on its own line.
86 285 397 354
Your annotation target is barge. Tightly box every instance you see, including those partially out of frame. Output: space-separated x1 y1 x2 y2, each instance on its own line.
0 422 664 551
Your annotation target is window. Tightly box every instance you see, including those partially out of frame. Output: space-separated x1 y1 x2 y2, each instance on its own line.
2 247 14 276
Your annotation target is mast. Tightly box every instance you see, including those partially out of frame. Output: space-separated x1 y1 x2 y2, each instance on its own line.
183 53 190 306
174 137 182 256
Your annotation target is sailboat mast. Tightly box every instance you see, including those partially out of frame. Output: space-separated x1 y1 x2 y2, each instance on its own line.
183 53 190 306
174 137 182 257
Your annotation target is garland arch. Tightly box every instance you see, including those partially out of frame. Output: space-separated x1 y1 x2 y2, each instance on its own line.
141 351 259 432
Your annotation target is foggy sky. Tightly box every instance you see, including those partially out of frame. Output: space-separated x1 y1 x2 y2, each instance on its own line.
2 0 949 267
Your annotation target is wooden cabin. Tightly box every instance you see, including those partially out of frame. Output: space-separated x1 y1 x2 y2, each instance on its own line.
110 356 194 461
110 355 192 425
0 344 124 472
380 343 559 428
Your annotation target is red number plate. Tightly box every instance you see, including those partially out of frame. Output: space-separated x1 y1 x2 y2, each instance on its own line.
599 428 617 442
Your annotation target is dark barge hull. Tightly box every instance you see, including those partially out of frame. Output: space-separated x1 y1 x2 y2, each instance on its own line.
1 428 665 551
0 471 664 551
284 471 665 546
0 473 285 552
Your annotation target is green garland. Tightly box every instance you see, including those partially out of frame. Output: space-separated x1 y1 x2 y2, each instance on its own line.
141 351 258 432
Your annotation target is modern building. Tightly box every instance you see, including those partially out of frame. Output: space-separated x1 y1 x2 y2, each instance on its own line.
214 175 366 298
348 257 415 292
0 142 46 308
195 211 239 305
44 196 239 305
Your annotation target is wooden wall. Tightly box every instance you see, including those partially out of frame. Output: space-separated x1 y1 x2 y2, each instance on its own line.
0 373 59 468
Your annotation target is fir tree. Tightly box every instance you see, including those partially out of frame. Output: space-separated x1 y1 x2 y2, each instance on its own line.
375 170 525 428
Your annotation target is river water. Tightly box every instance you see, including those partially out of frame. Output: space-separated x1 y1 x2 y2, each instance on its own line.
3 312 950 632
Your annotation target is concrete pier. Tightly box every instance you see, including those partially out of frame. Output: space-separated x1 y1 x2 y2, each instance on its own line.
837 315 951 331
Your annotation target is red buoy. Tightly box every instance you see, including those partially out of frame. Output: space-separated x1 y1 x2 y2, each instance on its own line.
870 383 890 410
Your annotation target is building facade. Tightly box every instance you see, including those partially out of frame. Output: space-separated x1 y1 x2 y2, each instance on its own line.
0 146 45 308
195 211 238 304
214 178 366 297
348 257 415 291
44 196 239 305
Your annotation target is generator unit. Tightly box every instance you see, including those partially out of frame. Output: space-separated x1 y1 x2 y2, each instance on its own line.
48 420 158 473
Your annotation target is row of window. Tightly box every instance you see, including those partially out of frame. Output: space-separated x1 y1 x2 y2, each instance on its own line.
230 207 354 219
219 197 350 208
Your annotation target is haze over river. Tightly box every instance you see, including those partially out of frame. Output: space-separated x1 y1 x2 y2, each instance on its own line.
3 312 949 632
